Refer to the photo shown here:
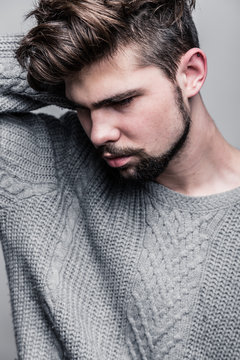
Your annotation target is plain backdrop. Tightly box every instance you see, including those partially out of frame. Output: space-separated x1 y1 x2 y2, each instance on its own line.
0 1 240 358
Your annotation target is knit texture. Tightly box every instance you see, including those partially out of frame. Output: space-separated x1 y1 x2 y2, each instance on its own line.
1 36 240 359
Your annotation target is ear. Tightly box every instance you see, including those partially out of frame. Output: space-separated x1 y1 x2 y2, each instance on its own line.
176 48 207 98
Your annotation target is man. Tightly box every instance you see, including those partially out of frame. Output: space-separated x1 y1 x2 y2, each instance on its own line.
0 0 240 359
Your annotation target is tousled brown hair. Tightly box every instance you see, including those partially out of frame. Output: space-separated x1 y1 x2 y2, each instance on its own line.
16 0 198 91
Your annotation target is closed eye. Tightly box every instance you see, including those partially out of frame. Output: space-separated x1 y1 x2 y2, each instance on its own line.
71 94 137 112
113 96 135 109
72 103 89 111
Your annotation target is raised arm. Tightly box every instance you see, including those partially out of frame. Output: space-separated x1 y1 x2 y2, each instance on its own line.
0 35 82 208
0 35 72 114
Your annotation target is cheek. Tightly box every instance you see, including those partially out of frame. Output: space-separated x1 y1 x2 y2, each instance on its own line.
138 94 180 131
130 104 167 139
129 99 181 150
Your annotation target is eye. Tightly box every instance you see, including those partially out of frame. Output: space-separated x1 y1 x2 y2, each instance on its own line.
73 104 89 112
114 96 134 108
77 107 91 123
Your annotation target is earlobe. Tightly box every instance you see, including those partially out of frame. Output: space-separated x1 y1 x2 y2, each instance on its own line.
177 48 207 98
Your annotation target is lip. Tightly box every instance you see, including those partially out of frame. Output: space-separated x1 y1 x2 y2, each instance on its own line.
104 155 131 168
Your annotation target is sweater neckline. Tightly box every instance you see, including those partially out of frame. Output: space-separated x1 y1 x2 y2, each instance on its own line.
145 182 240 211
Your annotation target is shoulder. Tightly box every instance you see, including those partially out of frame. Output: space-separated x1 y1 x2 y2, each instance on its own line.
1 112 60 182
0 111 102 201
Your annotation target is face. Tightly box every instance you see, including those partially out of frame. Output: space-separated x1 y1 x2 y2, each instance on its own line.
65 47 191 182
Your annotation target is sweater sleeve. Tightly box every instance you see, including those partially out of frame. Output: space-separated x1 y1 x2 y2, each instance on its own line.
0 35 73 113
0 35 76 208
0 35 99 208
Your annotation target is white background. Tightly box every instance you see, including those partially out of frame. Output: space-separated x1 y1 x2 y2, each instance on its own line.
0 1 240 358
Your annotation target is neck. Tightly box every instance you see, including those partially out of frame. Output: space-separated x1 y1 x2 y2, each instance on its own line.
156 94 240 196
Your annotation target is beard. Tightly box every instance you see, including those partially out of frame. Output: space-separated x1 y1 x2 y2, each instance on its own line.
97 86 191 183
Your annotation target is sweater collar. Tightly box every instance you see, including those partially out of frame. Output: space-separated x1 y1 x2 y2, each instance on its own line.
145 182 240 212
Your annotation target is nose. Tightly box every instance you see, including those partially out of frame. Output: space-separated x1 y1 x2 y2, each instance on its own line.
90 110 121 147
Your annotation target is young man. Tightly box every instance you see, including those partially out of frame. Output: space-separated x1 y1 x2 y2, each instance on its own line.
1 0 240 359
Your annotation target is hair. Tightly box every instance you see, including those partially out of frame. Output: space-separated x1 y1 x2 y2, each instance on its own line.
16 0 199 91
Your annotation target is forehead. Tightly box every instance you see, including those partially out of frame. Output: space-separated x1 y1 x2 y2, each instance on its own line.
66 46 140 87
65 46 168 104
85 46 140 75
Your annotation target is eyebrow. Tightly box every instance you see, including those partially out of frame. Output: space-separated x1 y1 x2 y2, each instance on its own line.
71 89 144 110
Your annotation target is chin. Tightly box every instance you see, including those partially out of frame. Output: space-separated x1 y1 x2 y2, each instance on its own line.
118 166 155 183
119 166 138 179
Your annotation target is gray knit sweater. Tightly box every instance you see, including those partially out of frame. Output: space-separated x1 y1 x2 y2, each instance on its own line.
1 36 240 360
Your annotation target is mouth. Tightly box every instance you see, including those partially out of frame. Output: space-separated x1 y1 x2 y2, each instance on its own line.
103 154 132 168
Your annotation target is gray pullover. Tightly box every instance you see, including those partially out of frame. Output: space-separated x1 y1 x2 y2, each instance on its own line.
0 36 240 360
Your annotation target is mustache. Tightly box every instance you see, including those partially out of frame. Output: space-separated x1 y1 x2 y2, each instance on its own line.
97 144 145 158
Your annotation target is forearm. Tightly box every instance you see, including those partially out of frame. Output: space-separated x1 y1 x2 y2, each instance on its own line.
0 35 72 113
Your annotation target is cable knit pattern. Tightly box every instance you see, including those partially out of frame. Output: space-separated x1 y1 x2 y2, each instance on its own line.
123 194 226 359
1 36 240 359
183 203 240 359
